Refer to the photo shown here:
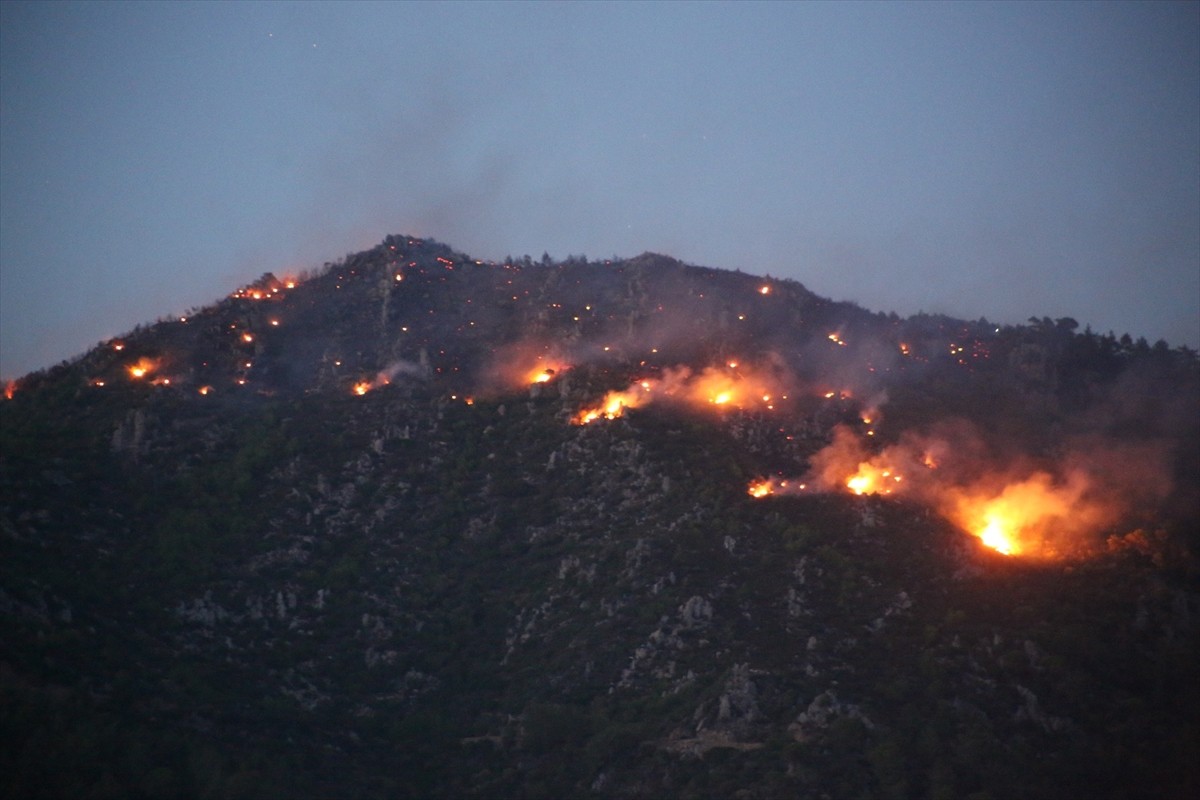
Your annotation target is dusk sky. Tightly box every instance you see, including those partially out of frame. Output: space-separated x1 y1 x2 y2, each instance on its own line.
2 0 1197 379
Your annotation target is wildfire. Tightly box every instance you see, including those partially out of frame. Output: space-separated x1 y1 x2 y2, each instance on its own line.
198 386 212 396
4 380 17 400
845 464 903 496
530 368 558 384
573 387 647 424
126 358 159 379
828 332 847 346
759 285 771 295
572 360 794 423
977 516 1016 556
353 381 372 396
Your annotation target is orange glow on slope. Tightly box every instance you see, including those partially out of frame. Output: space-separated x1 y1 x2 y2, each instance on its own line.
574 385 651 424
845 463 903 496
748 479 775 498
3 380 16 400
786 423 1150 559
126 358 159 379
572 361 796 423
943 474 1085 557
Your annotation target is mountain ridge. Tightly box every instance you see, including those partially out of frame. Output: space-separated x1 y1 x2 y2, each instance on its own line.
1 234 1197 799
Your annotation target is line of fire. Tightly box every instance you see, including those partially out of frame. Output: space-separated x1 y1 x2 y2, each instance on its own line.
7 236 1190 566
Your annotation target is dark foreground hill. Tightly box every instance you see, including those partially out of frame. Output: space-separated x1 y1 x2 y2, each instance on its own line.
2 236 1198 799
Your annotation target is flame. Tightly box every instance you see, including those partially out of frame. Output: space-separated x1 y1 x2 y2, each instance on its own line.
747 477 804 498
977 516 1016 555
845 464 903 496
126 358 159 379
530 368 557 384
828 332 847 346
353 381 371 396
759 285 771 295
574 387 648 424
4 380 17 399
944 474 1082 557
572 361 794 423
198 386 212 396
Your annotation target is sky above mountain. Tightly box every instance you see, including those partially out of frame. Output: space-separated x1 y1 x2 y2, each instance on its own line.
2 0 1197 379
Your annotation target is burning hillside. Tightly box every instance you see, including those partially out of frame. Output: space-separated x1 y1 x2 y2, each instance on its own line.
1 234 1196 800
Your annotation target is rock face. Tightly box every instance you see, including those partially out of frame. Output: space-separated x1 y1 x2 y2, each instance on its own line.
1 235 1197 800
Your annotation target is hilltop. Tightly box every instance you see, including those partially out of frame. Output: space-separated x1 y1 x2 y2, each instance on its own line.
2 236 1198 799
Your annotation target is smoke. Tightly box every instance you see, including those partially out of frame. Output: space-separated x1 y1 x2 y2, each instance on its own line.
792 420 1176 558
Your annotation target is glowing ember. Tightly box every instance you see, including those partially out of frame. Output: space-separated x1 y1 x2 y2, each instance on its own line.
198 386 212 396
828 332 847 346
242 333 254 343
112 342 125 351
353 382 371 396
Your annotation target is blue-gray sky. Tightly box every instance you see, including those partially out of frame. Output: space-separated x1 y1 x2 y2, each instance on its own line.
2 0 1197 379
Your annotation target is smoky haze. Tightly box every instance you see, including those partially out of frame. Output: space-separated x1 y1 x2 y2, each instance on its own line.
2 2 1197 380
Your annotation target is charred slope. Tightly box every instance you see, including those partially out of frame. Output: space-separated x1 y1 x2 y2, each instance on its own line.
1 236 1198 799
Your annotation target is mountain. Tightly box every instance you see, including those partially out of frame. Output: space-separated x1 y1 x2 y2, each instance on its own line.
2 235 1197 799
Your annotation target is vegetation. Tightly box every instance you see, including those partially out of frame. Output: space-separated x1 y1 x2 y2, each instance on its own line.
1 235 1196 798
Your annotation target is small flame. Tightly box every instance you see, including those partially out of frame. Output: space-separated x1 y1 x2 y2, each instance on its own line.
198 386 212 396
759 285 771 295
748 479 775 498
3 381 15 400
126 358 159 379
353 381 371 396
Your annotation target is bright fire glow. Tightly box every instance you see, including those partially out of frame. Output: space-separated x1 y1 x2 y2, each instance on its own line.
353 381 371 396
573 361 795 423
574 387 647 424
977 516 1015 555
845 464 903 496
759 285 771 295
126 358 159 379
